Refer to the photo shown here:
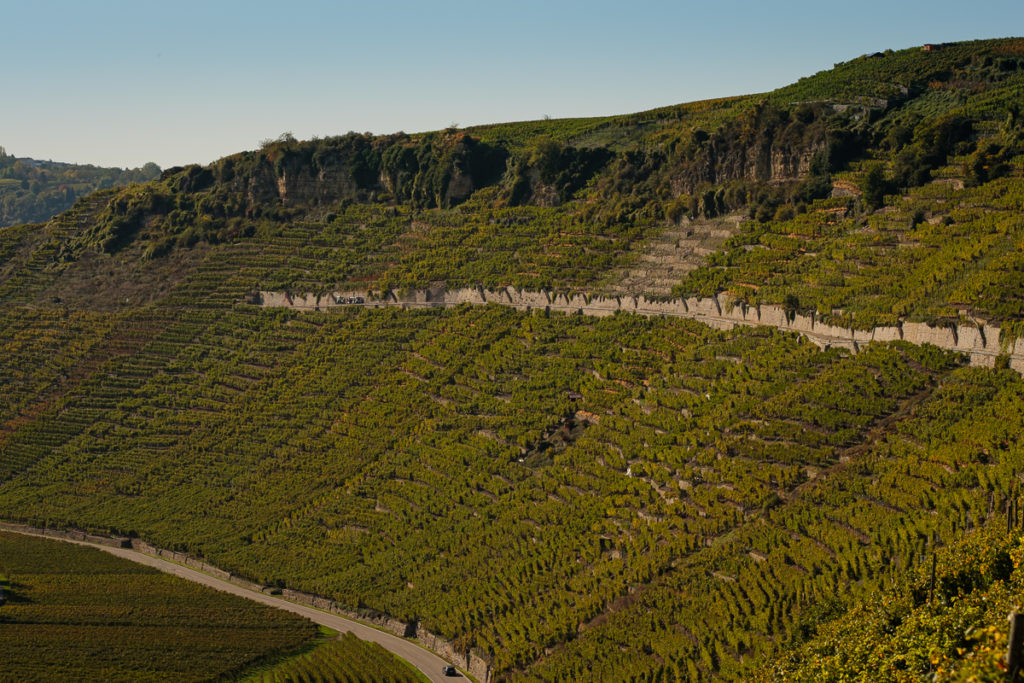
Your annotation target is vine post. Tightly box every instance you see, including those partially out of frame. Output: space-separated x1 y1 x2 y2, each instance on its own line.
1007 611 1024 679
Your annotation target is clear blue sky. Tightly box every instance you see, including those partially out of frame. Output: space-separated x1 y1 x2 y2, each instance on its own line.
2 0 1021 169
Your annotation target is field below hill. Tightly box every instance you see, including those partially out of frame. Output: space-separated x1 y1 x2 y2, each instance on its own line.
0 531 318 681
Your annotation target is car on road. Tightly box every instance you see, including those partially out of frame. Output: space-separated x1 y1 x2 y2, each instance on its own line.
442 665 458 676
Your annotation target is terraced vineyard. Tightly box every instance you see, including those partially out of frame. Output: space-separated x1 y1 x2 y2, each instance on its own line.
677 171 1024 329
3 37 1024 681
760 517 1024 681
529 364 1024 679
0 298 1005 678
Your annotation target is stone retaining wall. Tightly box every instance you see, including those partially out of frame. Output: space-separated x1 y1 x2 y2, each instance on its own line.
258 287 1024 373
0 522 132 549
417 627 492 682
129 539 230 579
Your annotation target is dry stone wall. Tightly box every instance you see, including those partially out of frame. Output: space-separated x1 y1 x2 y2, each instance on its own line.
417 626 492 682
0 521 132 548
258 288 1024 372
128 539 231 580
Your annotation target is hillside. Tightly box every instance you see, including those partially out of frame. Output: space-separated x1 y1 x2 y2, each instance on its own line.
0 148 160 228
760 519 1024 681
2 37 1024 680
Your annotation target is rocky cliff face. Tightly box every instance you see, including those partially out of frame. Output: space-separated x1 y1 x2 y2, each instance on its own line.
274 156 363 207
675 112 831 193
767 144 825 180
689 139 827 189
233 153 364 214
237 157 281 214
215 131 506 214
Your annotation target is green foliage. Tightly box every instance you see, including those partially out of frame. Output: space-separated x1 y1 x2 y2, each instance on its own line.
0 531 318 682
377 130 508 208
4 36 1024 683
517 140 613 203
889 114 974 188
241 632 425 683
761 520 1024 681
87 184 173 254
676 172 1024 328
861 162 888 209
0 150 159 228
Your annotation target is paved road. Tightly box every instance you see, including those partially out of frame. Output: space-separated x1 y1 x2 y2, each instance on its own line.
5 529 461 683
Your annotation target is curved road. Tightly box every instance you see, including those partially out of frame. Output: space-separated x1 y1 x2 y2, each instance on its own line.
5 528 461 683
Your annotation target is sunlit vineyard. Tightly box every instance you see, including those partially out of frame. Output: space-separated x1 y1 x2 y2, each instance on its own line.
771 38 1024 105
0 192 662 312
677 164 1024 330
0 297 989 677
760 516 1024 681
3 37 1024 681
528 365 1024 679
